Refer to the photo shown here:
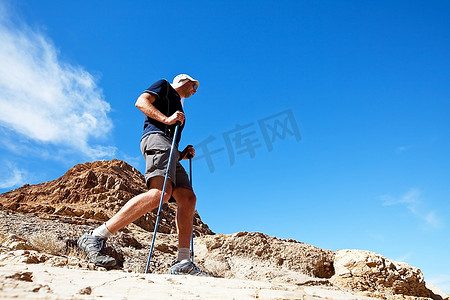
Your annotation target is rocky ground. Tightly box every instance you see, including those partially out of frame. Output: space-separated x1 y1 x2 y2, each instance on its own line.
0 210 371 300
0 160 448 299
0 262 374 299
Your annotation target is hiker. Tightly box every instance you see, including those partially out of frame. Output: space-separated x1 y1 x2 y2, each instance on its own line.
78 74 207 276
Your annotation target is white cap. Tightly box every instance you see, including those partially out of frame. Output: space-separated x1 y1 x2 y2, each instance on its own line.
171 74 199 89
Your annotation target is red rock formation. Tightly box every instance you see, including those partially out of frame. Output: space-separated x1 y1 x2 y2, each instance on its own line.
0 159 213 236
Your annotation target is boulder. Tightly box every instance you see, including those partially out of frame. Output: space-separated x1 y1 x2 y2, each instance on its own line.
331 249 431 299
195 231 335 284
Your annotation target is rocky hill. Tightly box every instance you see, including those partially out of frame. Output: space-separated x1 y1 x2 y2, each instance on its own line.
0 160 447 300
0 159 213 236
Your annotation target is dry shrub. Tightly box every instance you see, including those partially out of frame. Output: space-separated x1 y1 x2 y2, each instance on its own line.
28 232 65 255
66 244 87 261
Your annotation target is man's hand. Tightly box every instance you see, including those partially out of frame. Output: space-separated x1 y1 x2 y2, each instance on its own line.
165 111 185 125
180 145 195 160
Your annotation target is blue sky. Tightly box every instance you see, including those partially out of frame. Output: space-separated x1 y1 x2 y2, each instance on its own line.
1 0 449 293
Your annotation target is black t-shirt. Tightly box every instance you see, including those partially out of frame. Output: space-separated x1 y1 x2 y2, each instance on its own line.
141 79 185 145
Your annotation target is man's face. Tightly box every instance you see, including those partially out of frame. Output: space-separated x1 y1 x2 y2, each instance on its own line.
181 81 198 98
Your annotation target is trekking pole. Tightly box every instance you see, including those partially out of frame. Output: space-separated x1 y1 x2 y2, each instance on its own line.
145 122 181 274
189 157 194 262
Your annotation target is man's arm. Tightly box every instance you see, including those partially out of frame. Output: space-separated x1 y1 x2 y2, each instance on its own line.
135 93 185 125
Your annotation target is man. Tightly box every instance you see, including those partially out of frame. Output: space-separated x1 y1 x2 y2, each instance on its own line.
78 74 207 276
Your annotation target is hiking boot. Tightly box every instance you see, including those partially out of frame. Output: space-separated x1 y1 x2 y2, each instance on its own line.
168 259 210 276
77 231 116 268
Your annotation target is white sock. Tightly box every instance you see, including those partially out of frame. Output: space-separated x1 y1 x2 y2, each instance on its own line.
177 248 190 262
92 223 113 239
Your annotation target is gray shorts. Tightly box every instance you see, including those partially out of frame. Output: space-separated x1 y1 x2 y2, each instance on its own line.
140 134 192 191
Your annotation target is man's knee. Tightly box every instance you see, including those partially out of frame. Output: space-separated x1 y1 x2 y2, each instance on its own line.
162 190 173 203
177 190 196 208
143 189 171 203
186 192 197 206
147 177 173 203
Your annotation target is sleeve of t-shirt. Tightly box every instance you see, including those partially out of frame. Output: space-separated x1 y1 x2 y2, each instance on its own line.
143 79 168 100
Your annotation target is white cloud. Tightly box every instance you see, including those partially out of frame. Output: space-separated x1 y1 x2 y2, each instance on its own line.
424 211 442 229
395 145 413 154
0 162 27 189
428 274 450 295
380 188 420 207
368 232 385 242
119 153 143 170
0 5 115 159
392 252 412 263
380 188 443 229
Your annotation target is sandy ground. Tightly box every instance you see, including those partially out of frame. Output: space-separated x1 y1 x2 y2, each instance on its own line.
0 261 377 300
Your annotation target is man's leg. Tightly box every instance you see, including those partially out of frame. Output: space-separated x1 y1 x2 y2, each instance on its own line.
78 177 172 267
172 187 196 250
106 177 172 234
168 187 208 276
